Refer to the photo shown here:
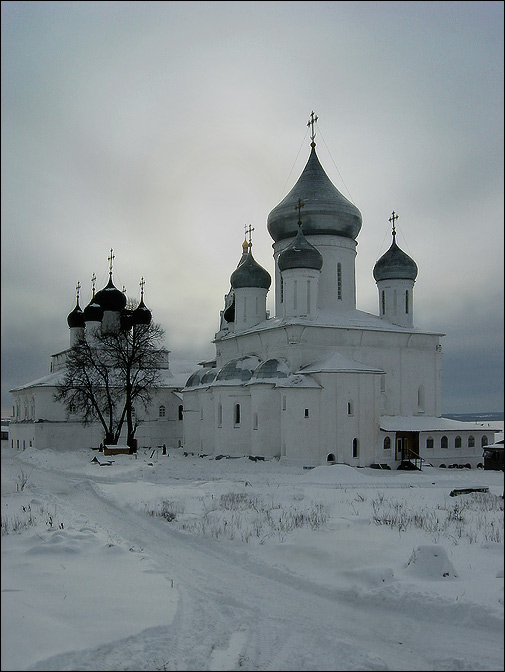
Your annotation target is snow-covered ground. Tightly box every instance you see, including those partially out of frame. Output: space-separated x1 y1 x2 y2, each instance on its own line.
1 437 503 671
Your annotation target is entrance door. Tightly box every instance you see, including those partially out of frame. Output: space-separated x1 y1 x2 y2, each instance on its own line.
396 437 407 461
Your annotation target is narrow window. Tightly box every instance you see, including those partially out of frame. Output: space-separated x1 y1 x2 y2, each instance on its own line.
282 395 286 411
217 403 222 427
178 405 183 421
159 404 166 418
381 290 386 315
405 290 409 314
347 401 353 416
380 375 386 393
255 296 259 314
293 279 297 310
455 436 462 449
441 435 448 449
253 412 258 430
393 289 397 314
426 436 434 449
280 276 284 303
352 438 359 458
200 407 203 420
234 403 241 425
337 263 342 300
304 408 309 418
468 435 475 448
481 435 489 447
383 437 391 451
417 385 425 412
243 297 247 322
307 279 311 314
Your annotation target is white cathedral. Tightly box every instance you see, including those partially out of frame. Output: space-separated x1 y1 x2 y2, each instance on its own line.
9 115 497 468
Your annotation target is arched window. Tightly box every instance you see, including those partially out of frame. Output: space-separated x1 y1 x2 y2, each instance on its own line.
381 291 386 315
468 435 475 448
481 435 489 447
159 405 166 418
280 276 284 303
441 435 448 449
426 436 434 449
405 290 409 314
327 453 336 462
383 437 391 451
337 263 342 300
455 436 462 449
178 405 183 421
352 438 359 458
234 403 241 425
217 403 222 427
253 412 258 430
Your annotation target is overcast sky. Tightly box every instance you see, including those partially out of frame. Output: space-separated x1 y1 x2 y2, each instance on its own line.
1 1 503 416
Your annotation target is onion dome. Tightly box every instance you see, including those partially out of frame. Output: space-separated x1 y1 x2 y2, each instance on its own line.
373 224 418 282
132 299 152 325
267 146 362 242
278 224 323 272
67 299 85 328
83 298 104 322
94 275 127 312
223 296 235 323
120 308 135 331
230 250 271 290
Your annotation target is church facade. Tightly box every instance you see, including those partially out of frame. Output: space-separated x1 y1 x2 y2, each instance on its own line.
9 262 186 452
9 116 498 467
182 117 496 468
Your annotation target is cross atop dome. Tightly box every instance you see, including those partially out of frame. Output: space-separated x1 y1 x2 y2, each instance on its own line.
108 248 115 277
245 224 255 248
389 210 398 240
139 276 145 301
91 273 96 297
75 281 81 302
295 198 305 227
307 111 318 147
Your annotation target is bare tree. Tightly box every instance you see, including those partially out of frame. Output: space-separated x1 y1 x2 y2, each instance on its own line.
55 318 165 447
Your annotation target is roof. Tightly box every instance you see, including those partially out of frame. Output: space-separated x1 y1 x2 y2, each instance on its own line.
379 416 502 433
298 352 385 374
215 307 445 341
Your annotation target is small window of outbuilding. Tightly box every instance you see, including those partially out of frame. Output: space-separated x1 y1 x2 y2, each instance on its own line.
441 435 448 449
159 405 166 418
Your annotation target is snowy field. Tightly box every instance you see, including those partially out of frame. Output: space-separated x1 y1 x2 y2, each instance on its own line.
1 437 504 672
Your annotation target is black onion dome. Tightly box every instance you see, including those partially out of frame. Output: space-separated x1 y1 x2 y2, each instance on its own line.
94 275 127 311
132 299 152 325
67 300 85 328
278 225 323 272
120 308 135 331
230 251 271 290
267 147 362 242
83 298 104 322
373 237 418 282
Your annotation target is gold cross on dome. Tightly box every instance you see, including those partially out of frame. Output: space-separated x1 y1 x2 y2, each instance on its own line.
295 198 305 226
389 211 399 238
245 224 255 247
307 111 318 144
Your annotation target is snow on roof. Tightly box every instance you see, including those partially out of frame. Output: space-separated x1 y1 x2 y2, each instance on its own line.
11 367 184 393
379 416 502 433
298 351 384 375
